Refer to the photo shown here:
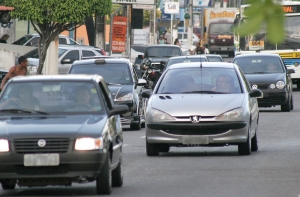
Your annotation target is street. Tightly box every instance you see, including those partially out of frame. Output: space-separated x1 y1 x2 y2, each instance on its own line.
1 86 300 197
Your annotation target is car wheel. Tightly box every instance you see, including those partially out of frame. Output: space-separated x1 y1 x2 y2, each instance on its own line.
130 122 141 130
238 127 251 155
146 140 159 156
159 144 170 153
291 96 294 110
281 97 291 112
96 153 112 195
112 155 123 187
1 179 16 190
251 132 258 152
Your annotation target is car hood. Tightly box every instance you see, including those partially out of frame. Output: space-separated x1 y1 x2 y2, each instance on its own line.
0 115 106 138
108 84 132 100
245 73 285 84
150 94 244 116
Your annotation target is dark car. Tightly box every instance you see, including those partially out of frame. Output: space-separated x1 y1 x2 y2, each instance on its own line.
232 53 295 112
68 58 147 130
0 75 128 194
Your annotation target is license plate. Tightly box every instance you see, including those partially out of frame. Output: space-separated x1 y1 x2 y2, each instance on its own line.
221 47 227 50
24 154 60 166
182 136 209 145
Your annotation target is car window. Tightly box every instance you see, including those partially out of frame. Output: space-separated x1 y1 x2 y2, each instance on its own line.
146 47 181 57
206 56 223 62
166 58 207 68
69 38 78 45
82 50 96 57
59 38 67 44
0 81 104 114
24 48 39 58
63 50 80 63
25 37 39 46
13 35 34 45
69 63 133 85
157 67 242 94
233 56 284 74
58 48 68 58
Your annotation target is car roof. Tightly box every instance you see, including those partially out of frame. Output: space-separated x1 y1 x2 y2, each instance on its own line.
168 62 236 69
26 34 69 38
58 45 101 49
146 44 181 49
9 74 104 82
234 53 281 58
73 58 131 66
168 55 208 60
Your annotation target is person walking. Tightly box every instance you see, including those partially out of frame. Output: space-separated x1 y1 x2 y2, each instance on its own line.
193 42 204 55
202 44 210 54
158 35 165 44
164 29 171 44
0 56 28 91
174 38 181 47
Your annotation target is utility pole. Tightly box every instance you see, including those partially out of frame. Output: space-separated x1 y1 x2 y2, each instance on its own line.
187 0 193 49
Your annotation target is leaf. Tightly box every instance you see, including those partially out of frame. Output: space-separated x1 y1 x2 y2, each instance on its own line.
235 12 264 36
266 5 285 44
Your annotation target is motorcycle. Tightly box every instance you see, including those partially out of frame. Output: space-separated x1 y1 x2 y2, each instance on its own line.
140 59 165 90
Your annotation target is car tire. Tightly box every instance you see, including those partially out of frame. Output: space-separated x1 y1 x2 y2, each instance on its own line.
130 122 141 130
159 144 170 153
238 127 251 155
146 140 159 156
281 97 291 112
96 153 112 195
112 155 123 187
1 179 16 190
291 96 294 110
251 132 258 152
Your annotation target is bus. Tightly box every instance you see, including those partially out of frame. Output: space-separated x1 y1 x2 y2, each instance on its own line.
235 1 300 87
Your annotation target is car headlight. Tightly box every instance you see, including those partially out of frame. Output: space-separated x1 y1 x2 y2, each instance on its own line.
115 92 133 101
75 137 103 150
0 139 9 152
276 81 285 89
149 108 175 121
210 39 215 43
216 108 244 121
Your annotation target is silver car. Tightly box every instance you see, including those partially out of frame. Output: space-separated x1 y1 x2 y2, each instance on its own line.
142 62 262 156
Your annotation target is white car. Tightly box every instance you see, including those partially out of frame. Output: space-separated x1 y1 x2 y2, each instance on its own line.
13 34 80 46
177 32 200 46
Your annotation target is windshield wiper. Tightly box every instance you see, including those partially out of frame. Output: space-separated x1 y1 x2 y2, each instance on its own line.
182 91 219 94
0 109 49 114
249 72 266 74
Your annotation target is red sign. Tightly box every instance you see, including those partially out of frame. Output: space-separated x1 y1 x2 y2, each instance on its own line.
112 16 127 53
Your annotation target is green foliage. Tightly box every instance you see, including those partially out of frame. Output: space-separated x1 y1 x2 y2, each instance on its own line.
235 0 284 44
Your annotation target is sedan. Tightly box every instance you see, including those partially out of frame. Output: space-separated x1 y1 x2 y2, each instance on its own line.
142 62 262 156
0 75 128 194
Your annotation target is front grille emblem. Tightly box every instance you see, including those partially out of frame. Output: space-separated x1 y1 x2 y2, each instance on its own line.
190 116 200 123
37 139 46 147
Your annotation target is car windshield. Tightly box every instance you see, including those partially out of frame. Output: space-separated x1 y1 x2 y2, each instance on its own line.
166 58 207 68
69 63 133 85
0 81 104 114
12 35 34 45
233 56 284 74
146 47 181 57
157 67 242 94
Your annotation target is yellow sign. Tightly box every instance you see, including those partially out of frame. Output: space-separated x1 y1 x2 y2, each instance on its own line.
209 11 236 19
293 52 300 58
218 35 231 39
249 41 264 47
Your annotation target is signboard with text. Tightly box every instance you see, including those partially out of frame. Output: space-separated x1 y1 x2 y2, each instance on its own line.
112 0 154 5
164 2 180 14
112 16 127 53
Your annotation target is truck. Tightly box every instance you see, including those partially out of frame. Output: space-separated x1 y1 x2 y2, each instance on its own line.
200 7 239 57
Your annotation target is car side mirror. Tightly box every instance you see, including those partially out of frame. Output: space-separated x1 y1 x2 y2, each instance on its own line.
249 89 263 98
287 69 295 74
108 105 129 117
141 89 151 98
136 78 147 86
61 59 72 64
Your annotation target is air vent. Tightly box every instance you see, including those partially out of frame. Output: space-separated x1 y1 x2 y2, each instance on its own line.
166 96 172 99
159 96 166 99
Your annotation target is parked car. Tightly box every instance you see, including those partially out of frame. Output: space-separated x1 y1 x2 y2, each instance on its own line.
232 53 295 112
0 75 129 194
12 34 80 46
22 45 105 74
68 58 147 130
177 32 200 46
141 62 262 156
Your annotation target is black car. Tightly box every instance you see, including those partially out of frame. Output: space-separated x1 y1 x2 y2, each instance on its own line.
68 58 147 130
0 75 128 194
232 53 295 112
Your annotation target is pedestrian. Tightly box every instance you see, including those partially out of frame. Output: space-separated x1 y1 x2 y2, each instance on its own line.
174 38 181 47
193 42 204 54
0 56 28 91
164 29 171 44
0 34 9 44
158 35 165 44
202 44 210 54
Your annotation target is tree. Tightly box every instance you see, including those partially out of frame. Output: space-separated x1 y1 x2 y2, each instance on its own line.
2 0 111 74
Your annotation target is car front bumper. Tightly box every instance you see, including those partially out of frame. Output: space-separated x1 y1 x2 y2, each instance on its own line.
146 121 248 146
0 150 107 179
257 91 289 107
115 100 139 126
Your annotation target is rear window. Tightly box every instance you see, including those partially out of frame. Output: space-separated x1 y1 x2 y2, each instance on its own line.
166 58 207 68
206 56 223 62
69 63 133 85
146 47 181 57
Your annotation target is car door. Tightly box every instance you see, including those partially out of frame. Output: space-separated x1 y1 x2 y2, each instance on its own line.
58 50 80 74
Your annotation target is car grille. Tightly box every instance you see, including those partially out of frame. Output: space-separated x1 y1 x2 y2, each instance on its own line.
255 84 269 90
258 94 284 104
162 127 229 135
14 138 70 154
